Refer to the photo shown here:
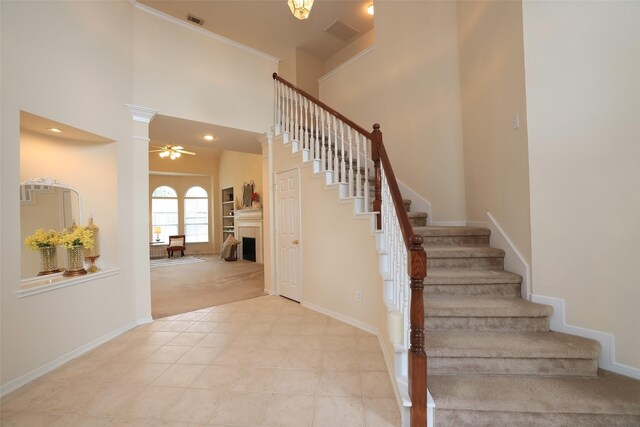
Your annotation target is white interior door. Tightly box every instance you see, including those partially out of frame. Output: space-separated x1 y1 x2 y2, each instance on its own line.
276 168 302 302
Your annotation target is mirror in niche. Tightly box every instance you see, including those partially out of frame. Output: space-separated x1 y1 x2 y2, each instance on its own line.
20 177 82 280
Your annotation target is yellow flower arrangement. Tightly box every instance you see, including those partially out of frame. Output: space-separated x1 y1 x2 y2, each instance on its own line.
24 229 60 250
59 226 94 249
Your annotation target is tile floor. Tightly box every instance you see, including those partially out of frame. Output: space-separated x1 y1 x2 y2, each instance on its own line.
1 296 400 426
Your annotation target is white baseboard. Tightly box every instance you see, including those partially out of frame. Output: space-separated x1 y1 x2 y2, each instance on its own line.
301 301 378 336
484 212 531 299
397 179 432 225
0 318 146 397
531 294 640 379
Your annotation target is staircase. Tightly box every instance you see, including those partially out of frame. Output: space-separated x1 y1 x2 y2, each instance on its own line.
403 218 640 425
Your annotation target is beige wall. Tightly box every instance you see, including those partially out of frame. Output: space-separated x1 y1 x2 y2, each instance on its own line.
457 0 531 264
1 0 135 387
320 1 467 222
295 48 324 99
133 7 276 133
272 138 382 328
523 1 640 368
149 174 215 254
218 150 263 253
324 28 375 73
278 49 297 86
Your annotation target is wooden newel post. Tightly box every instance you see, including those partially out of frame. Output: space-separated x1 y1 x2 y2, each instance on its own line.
371 124 383 230
409 234 428 427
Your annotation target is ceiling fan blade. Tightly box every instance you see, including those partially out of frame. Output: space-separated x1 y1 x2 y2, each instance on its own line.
176 150 196 155
173 146 184 150
149 149 164 153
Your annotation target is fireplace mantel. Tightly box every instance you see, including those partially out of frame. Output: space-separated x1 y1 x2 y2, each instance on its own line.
234 209 263 263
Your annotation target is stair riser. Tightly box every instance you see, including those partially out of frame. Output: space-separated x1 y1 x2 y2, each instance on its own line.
410 217 427 227
435 410 640 427
425 283 521 298
428 257 504 270
422 235 490 247
426 316 550 332
428 357 598 377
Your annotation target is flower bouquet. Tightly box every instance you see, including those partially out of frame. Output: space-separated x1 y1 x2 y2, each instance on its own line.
24 229 62 276
60 227 94 277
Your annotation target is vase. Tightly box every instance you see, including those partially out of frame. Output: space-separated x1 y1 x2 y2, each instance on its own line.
63 245 87 277
37 246 61 276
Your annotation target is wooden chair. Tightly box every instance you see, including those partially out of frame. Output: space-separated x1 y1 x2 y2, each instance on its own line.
167 235 186 258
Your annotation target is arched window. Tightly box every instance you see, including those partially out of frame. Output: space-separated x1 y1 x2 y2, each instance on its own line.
184 186 209 243
151 186 178 243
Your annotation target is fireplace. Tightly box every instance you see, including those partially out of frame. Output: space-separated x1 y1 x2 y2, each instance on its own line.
234 209 263 263
242 237 256 262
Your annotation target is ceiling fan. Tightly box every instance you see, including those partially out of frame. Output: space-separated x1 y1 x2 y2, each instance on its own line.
149 144 195 160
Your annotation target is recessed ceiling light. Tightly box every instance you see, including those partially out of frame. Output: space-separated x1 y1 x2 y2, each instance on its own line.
48 128 63 133
367 4 374 15
203 135 214 141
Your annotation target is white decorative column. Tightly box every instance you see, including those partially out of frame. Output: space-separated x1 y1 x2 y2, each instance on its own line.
127 104 157 323
260 132 274 293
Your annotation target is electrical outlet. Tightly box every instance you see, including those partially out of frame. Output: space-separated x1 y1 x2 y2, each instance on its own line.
356 291 362 302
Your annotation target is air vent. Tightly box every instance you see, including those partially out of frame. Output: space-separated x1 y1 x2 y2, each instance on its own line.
324 20 361 42
187 14 204 26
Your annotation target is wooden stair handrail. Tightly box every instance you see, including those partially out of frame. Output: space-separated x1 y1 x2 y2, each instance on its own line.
273 73 428 427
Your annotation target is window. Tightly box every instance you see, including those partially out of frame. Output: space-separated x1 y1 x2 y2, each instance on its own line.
184 186 209 243
151 186 178 243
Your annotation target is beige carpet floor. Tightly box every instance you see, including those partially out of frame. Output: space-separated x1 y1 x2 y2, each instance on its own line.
150 254 265 319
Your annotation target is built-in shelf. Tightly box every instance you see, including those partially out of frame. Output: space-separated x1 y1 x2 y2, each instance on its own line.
17 268 121 298
221 187 235 246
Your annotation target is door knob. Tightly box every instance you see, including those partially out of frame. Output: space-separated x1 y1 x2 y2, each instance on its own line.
292 240 299 245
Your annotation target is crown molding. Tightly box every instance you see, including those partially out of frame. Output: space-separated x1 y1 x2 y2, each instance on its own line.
130 1 280 64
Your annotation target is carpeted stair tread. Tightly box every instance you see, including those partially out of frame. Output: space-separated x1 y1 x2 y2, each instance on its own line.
425 331 600 359
426 297 552 317
414 226 490 237
425 246 505 258
407 211 428 218
428 370 640 416
425 269 522 285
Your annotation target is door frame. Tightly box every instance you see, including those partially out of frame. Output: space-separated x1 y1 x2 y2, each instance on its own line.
274 165 303 301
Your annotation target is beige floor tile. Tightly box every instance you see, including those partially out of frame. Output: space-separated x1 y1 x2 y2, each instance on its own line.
297 323 328 337
213 348 256 367
38 359 102 384
175 312 208 321
80 385 144 417
239 322 275 335
146 346 191 364
263 394 315 427
79 362 133 385
251 349 290 369
0 411 63 426
120 386 182 419
357 336 382 353
184 321 218 333
323 336 358 352
363 397 401 427
273 369 319 395
200 312 229 322
152 364 206 387
1 381 68 412
176 346 224 364
51 413 111 427
208 392 271 425
227 334 266 350
230 367 279 393
158 321 196 333
360 372 394 398
270 323 301 336
138 331 180 346
161 388 224 424
196 333 236 348
116 345 161 362
321 351 360 371
104 419 158 427
190 364 243 390
317 371 362 397
260 335 296 351
166 332 206 347
325 322 360 337
313 396 365 427
285 349 324 370
211 322 245 334
117 362 171 385
29 383 101 413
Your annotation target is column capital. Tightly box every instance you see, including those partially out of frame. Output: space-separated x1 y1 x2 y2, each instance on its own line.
126 104 157 123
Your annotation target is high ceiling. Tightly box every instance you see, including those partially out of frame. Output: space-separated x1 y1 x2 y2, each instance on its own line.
139 0 375 60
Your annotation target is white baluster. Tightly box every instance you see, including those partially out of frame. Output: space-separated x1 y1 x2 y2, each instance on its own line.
304 98 309 152
309 101 315 160
320 109 327 172
332 116 339 184
348 127 354 197
298 93 303 143
340 122 346 184
364 137 370 212
327 112 333 175
356 133 362 198
315 105 320 161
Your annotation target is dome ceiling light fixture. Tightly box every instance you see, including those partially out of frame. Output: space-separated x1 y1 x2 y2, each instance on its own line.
149 144 195 160
288 0 314 20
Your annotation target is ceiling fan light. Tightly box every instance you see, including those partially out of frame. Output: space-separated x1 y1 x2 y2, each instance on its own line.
288 0 314 20
159 151 169 158
175 152 181 158
170 153 177 160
